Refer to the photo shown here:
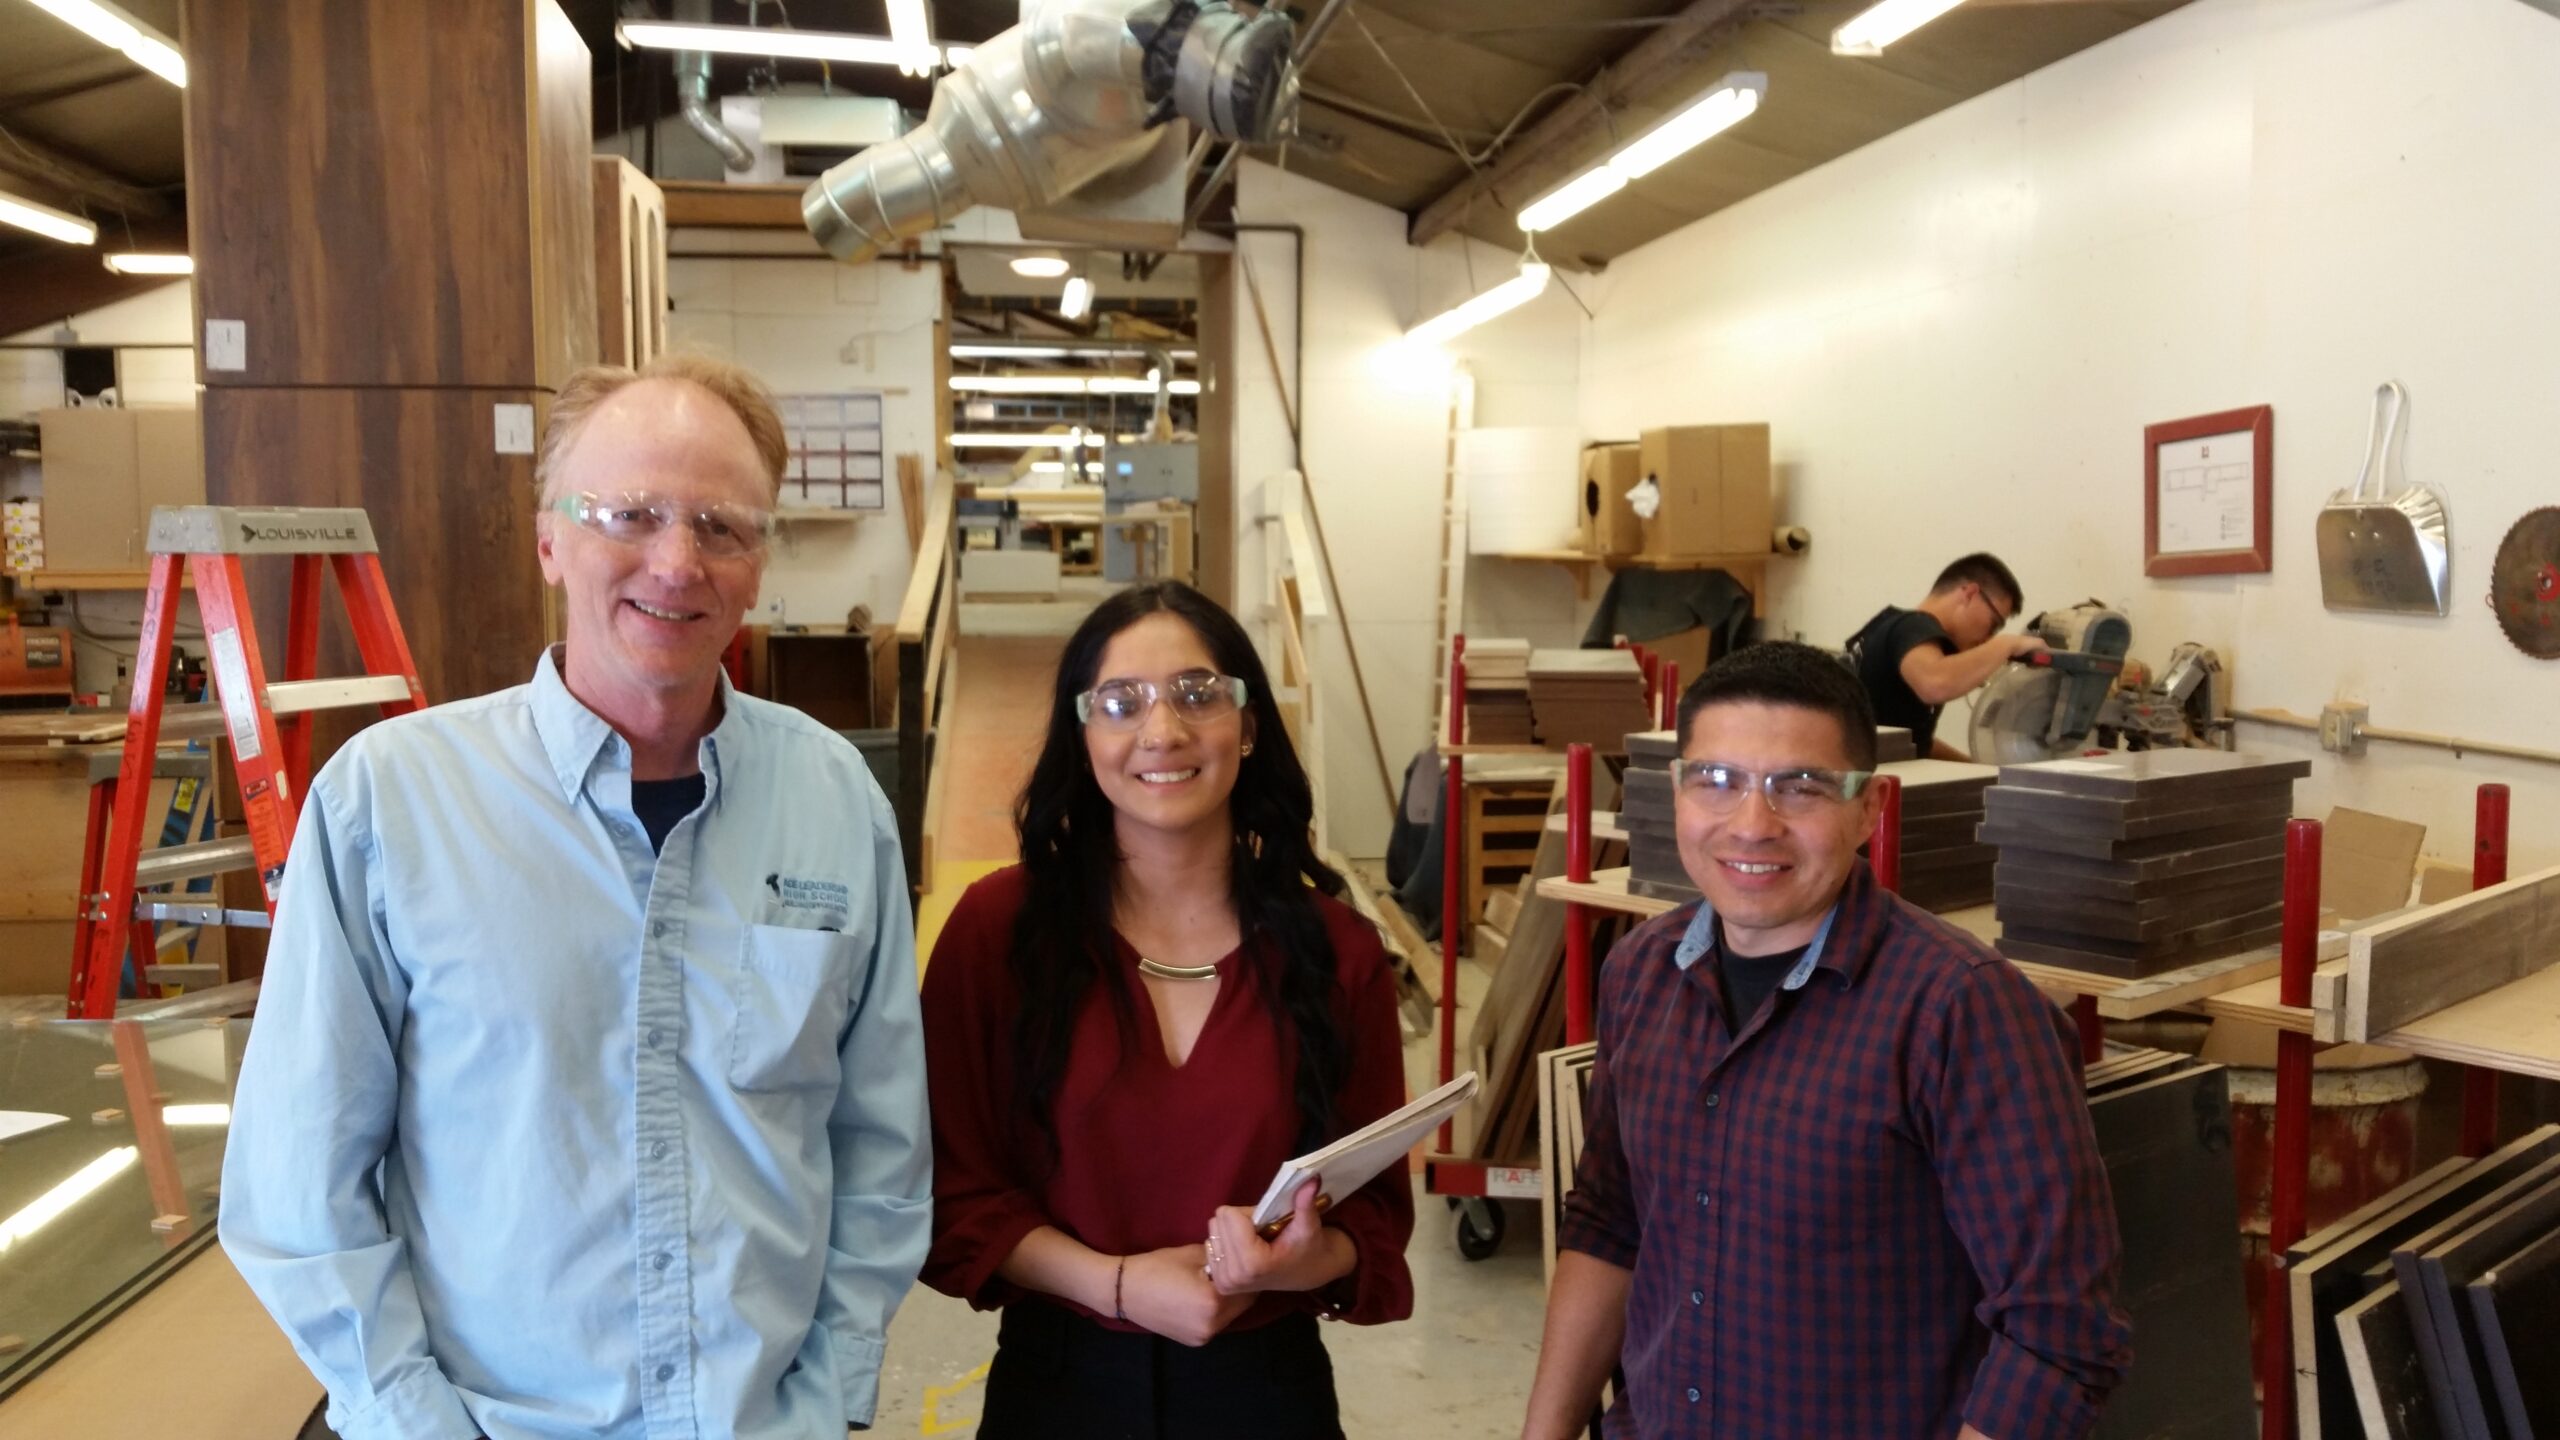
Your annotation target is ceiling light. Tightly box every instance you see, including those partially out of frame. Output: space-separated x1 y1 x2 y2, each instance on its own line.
24 0 185 86
162 1104 230 1125
885 0 934 75
948 375 1200 396
0 1146 136 1256
1832 0 1969 55
103 252 191 275
0 188 97 246
617 20 941 69
1009 254 1072 279
949 432 1110 449
1516 72 1766 234
1058 276 1094 321
1406 262 1552 347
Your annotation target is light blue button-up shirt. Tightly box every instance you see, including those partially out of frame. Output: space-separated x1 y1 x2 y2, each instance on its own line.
220 649 930 1440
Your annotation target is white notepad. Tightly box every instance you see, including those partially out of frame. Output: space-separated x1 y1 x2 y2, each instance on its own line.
1251 1072 1481 1230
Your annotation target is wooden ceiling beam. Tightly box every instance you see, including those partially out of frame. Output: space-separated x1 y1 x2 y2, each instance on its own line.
0 130 170 219
1407 0 1758 245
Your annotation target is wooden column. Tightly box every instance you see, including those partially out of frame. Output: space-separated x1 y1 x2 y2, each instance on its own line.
182 0 597 735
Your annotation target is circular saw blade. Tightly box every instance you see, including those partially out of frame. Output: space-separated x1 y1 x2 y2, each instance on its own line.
2490 506 2560 659
1969 663 2072 764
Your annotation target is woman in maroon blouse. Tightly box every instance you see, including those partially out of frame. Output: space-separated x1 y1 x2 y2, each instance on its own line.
920 580 1415 1438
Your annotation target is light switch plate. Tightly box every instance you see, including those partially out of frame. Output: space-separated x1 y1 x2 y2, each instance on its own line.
493 402 536 456
204 319 246 372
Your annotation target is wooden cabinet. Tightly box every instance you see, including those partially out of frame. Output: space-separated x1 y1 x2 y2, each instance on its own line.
594 156 668 370
35 407 205 576
182 0 596 390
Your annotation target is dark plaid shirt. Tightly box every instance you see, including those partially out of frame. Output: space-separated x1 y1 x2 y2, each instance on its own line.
1558 862 2131 1440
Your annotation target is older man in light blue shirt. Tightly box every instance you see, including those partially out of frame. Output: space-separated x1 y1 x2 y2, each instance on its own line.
220 354 930 1440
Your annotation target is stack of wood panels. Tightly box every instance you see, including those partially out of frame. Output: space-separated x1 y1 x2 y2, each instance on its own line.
1982 751 2311 979
1537 1040 1598 1282
1527 649 1650 753
1876 725 1918 763
1461 794 1629 1165
2287 1124 2560 1438
2086 1049 2257 1440
1618 730 1693 902
1463 638 1534 745
1878 758 1998 913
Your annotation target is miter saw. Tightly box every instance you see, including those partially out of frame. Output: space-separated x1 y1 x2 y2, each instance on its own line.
1968 602 2231 764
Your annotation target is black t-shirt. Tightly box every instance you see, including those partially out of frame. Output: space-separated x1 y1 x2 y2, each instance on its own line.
1848 605 1955 752
632 773 707 854
1717 925 1813 1031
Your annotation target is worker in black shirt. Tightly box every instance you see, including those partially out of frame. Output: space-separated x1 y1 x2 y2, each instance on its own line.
1847 553 2047 759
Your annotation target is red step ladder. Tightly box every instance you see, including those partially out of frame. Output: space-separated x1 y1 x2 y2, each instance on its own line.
67 505 425 1019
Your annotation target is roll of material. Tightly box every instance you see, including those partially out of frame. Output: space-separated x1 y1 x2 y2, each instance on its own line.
1772 526 1812 555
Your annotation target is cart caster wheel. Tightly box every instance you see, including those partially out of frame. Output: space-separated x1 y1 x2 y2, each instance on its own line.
1455 1199 1505 1261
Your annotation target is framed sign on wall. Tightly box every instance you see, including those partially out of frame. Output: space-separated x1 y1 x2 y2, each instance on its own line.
2144 405 2273 577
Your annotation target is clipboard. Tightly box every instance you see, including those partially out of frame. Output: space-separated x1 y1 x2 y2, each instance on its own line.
1250 1072 1480 1237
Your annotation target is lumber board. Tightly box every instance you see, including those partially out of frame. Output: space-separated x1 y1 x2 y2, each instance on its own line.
2465 1222 2560 1437
2339 1279 2441 1440
2289 1129 2560 1437
2346 862 2560 1043
1997 749 2311 801
1978 813 2290 862
2388 1155 2560 1437
1982 782 2295 840
2409 1173 2560 1439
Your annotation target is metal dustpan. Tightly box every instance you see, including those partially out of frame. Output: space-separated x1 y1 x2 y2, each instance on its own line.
2317 380 2451 615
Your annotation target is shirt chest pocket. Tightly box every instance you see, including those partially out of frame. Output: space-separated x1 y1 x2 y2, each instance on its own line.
729 924 858 1093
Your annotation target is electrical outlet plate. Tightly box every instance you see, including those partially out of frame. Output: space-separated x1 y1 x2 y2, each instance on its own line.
2320 701 2370 756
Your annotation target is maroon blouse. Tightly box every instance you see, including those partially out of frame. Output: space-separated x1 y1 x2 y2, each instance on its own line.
919 865 1416 1329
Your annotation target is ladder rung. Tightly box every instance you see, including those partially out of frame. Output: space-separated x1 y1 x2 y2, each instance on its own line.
266 675 412 715
141 675 411 743
134 836 259 886
151 925 199 951
143 962 224 988
136 901 270 929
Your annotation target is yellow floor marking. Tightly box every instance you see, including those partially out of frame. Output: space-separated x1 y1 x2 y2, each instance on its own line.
920 1359 992 1436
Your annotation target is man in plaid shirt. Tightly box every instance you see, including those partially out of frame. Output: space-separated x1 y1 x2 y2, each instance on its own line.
1522 642 2129 1440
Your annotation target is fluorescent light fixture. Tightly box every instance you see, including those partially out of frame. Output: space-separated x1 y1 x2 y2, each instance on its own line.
950 344 1073 359
103 251 191 275
1406 262 1552 346
1832 0 1969 55
1009 254 1071 279
617 20 933 68
1058 275 1094 321
1515 169 1627 235
949 432 1110 449
162 1104 231 1126
25 0 185 86
0 188 97 246
885 0 933 75
0 1146 137 1256
1516 71 1765 233
948 375 1201 396
945 45 975 67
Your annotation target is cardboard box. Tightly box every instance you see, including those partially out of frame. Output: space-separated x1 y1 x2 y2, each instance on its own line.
2318 806 2425 922
1578 443 1643 558
1637 424 1772 560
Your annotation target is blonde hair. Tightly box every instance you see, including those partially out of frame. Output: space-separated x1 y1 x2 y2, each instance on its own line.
535 352 789 504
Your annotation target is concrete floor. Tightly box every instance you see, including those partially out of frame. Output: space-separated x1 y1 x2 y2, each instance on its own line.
869 951 1549 1438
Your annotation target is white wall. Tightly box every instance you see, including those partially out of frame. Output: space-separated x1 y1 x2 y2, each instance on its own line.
1552 0 2560 866
1227 160 1587 855
665 255 940 627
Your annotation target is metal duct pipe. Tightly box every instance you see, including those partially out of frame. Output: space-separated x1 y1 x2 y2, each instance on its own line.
803 0 1295 263
674 0 754 173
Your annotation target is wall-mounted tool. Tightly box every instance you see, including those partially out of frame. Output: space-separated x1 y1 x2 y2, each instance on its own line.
2317 380 2452 615
2488 505 2560 658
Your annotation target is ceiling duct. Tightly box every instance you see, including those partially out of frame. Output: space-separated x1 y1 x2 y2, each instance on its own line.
801 0 1296 263
673 0 756 172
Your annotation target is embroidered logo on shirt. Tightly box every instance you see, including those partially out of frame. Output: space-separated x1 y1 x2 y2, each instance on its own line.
764 873 851 929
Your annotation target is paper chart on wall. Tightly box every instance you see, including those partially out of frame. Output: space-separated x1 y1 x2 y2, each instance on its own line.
2154 429 2256 554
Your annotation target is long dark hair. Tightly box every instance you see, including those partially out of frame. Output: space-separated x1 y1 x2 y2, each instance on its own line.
1008 581 1349 1169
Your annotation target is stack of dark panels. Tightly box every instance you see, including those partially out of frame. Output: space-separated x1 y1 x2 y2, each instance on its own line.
1528 649 1651 753
1878 759 1997 912
1983 751 2311 978
1619 729 1693 901
1876 725 1918 763
1463 638 1533 745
